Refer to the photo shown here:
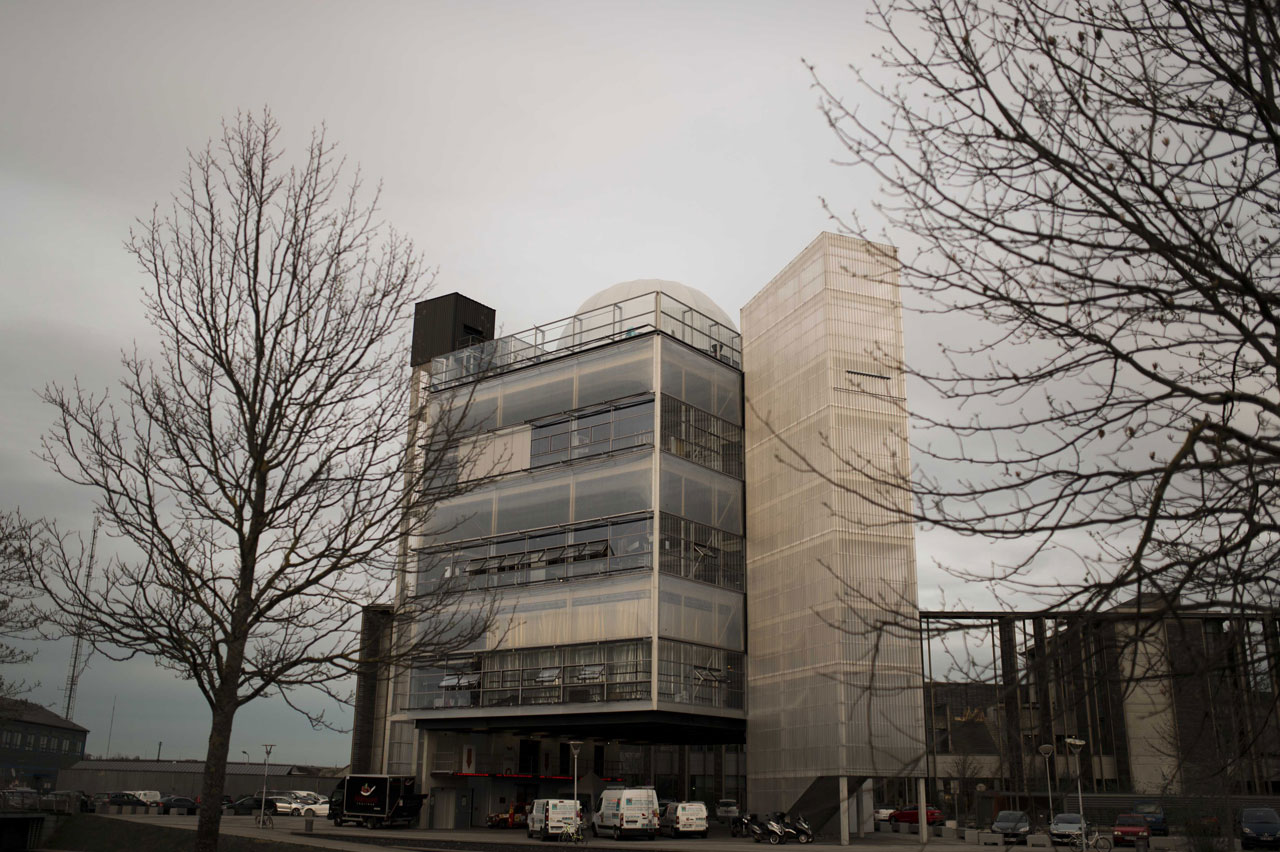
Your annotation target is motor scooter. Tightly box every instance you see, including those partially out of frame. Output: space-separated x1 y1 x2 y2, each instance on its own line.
731 814 753 838
784 814 814 844
751 814 787 844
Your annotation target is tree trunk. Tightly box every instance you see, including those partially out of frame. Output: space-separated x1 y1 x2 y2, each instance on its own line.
194 692 240 852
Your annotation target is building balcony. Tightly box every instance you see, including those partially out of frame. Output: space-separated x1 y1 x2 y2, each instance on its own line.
429 290 742 390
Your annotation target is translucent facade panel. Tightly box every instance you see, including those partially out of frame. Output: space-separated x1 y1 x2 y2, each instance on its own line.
434 337 656 437
742 232 924 813
490 574 653 650
494 475 571 533
457 427 532 483
660 337 742 424
573 460 652 519
500 362 576 427
425 453 653 545
657 575 745 650
576 340 655 408
660 454 743 535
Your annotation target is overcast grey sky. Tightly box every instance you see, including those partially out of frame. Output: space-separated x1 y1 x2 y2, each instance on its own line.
0 0 1004 767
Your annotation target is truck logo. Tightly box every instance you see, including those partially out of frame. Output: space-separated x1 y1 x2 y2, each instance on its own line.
361 784 376 797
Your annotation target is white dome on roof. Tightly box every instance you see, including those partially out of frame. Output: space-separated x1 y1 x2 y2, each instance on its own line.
574 279 737 332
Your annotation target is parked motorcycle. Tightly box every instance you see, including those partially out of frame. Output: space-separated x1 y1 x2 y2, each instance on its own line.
751 814 788 845
785 815 814 844
731 814 753 838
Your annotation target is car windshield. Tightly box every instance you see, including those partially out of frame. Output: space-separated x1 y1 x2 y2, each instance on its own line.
997 812 1025 821
719 800 737 807
1116 816 1145 826
1055 815 1082 824
1135 804 1160 814
1244 809 1280 823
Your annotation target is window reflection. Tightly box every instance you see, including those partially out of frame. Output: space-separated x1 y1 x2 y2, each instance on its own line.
416 514 654 594
408 639 653 711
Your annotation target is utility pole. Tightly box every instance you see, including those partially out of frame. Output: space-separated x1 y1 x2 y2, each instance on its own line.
62 516 99 720
570 741 583 832
259 744 275 826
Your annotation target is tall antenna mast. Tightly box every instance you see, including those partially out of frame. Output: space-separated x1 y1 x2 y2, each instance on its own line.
62 516 99 720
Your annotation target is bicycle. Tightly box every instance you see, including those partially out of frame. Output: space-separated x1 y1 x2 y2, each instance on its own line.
560 819 588 845
254 809 275 829
1068 829 1111 852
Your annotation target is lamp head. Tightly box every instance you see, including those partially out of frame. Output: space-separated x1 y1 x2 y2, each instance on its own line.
1037 744 1054 757
1065 737 1086 752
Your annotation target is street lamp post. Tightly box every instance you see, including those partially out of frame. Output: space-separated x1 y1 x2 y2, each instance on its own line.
260 744 276 826
1037 743 1056 826
1065 738 1087 838
569 741 583 831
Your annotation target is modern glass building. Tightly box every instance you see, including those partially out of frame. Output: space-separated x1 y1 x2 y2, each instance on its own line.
354 235 923 834
374 281 749 826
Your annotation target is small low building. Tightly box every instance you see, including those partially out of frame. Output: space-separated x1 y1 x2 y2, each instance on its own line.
57 759 346 799
0 698 89 791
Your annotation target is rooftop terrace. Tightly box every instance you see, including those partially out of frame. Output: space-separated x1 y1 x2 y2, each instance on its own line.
429 290 741 389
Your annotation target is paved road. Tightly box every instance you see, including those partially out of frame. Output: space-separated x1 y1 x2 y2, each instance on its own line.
105 814 975 852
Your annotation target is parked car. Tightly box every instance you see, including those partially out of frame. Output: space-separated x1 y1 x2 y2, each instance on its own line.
889 804 945 825
992 810 1031 843
1112 814 1151 846
159 796 197 814
716 799 740 822
292 799 329 817
268 796 295 814
661 801 709 838
1050 813 1084 841
1134 802 1168 837
1242 808 1280 849
226 795 279 816
96 791 147 810
875 806 897 822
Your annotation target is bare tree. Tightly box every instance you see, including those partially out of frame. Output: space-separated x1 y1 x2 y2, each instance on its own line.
0 511 39 700
815 0 1280 611
34 110 492 852
797 0 1280 797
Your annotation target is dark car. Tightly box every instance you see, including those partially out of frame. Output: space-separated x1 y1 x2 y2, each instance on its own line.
159 796 198 814
94 791 147 810
992 810 1031 843
226 795 279 816
1242 808 1280 849
1134 802 1168 837
1112 814 1151 846
889 805 945 825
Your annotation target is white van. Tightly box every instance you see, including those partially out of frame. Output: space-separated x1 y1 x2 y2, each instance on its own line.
127 790 162 807
528 798 579 839
660 801 708 837
593 787 659 840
